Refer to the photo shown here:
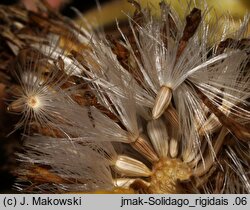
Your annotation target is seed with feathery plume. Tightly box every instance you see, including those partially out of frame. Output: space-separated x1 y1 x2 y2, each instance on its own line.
6 49 84 136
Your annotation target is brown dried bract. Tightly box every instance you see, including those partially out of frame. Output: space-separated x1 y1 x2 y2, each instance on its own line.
128 0 144 27
217 38 250 54
176 8 202 59
108 35 144 85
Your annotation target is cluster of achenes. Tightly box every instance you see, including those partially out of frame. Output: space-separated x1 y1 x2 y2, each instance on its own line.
0 1 249 193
